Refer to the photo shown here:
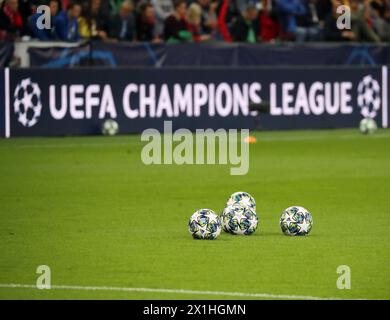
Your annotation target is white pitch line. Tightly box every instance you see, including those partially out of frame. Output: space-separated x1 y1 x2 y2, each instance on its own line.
0 283 354 300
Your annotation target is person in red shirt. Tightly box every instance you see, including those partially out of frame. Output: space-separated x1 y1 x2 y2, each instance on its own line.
259 0 280 42
0 0 25 39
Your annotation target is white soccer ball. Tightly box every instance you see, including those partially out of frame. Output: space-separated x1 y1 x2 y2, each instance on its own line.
188 209 222 240
280 206 313 236
226 191 256 211
102 119 119 136
359 118 377 135
221 203 258 235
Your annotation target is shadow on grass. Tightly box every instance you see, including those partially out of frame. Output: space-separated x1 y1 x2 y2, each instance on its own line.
181 229 318 243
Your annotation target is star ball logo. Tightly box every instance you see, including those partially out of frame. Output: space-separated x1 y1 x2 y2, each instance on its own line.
13 78 43 128
357 75 381 119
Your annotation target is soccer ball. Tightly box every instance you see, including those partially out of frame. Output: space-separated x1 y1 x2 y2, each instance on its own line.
102 119 119 136
280 206 313 236
226 191 256 211
188 209 222 240
221 203 258 235
359 118 377 135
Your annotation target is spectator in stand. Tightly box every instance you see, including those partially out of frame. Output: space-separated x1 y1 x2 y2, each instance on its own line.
384 2 390 38
350 0 380 42
349 0 380 42
18 0 43 25
0 0 28 39
231 3 260 42
295 0 322 41
370 0 390 40
324 0 356 41
60 0 68 10
324 0 380 42
164 0 192 42
29 0 60 40
315 0 332 22
196 0 218 36
104 0 123 15
109 0 135 41
217 0 242 42
275 0 306 40
151 0 173 37
235 0 255 12
79 0 110 40
54 1 82 41
136 2 160 41
186 2 211 41
259 0 280 42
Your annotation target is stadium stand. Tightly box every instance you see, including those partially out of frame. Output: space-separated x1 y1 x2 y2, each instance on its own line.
0 0 389 67
0 1 389 43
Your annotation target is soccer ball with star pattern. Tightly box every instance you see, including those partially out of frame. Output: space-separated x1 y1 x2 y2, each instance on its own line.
226 191 256 211
102 119 119 136
280 206 313 236
188 209 222 240
359 118 377 135
221 203 258 235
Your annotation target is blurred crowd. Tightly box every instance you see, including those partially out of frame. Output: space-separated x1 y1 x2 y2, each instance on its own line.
0 0 389 43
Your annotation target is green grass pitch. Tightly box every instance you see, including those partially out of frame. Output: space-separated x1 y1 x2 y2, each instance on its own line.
0 129 389 300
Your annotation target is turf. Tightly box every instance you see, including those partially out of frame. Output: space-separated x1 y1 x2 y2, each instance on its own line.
0 129 389 300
